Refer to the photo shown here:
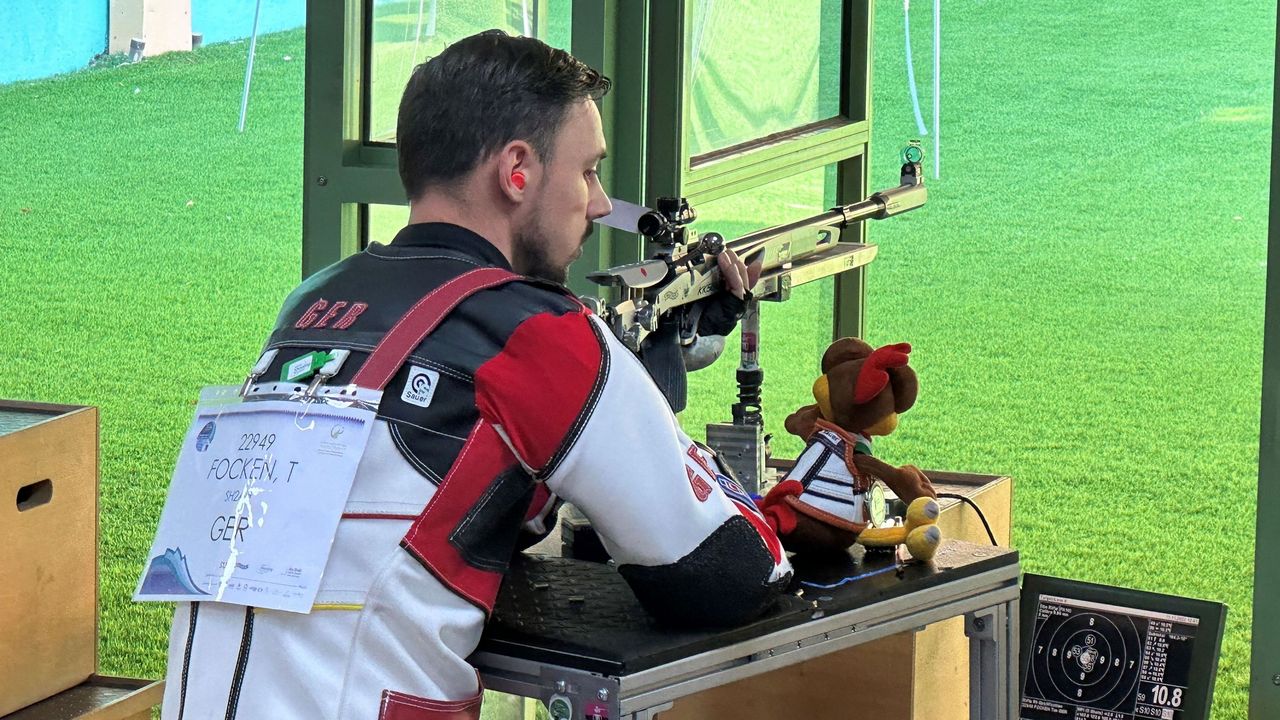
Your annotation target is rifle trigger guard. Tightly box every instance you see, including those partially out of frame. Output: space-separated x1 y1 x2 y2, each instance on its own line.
679 304 705 346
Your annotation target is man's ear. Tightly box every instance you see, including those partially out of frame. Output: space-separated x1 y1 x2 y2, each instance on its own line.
497 140 538 201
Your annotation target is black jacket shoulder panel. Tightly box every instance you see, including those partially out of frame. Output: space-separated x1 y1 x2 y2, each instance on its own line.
617 516 789 627
256 247 591 456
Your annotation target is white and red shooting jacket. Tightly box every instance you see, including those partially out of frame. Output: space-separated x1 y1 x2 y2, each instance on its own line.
160 223 791 720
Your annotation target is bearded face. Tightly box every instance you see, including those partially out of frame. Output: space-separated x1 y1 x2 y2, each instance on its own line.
511 209 592 285
507 100 610 285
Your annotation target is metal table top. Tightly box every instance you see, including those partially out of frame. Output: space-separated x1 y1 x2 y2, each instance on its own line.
475 539 1018 677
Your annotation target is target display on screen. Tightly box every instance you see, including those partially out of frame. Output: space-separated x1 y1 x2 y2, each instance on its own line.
1019 575 1225 720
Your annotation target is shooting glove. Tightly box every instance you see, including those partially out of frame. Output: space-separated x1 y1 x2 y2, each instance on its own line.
638 290 752 413
696 289 751 337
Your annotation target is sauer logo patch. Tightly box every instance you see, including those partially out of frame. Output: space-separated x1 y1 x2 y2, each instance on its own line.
401 366 441 408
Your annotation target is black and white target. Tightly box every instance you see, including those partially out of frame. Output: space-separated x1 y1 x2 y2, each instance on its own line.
1026 609 1145 709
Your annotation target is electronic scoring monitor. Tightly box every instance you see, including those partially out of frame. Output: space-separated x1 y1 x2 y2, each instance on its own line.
1020 573 1226 720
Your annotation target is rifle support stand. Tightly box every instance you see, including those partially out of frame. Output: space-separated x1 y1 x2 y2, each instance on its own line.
706 299 768 495
705 422 765 495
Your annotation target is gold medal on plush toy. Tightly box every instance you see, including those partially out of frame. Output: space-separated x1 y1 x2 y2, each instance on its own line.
868 482 887 527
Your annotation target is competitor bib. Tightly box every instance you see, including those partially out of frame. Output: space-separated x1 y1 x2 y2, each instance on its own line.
136 267 523 613
135 386 375 613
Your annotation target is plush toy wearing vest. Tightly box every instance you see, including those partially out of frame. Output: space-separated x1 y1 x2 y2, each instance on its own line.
757 338 943 559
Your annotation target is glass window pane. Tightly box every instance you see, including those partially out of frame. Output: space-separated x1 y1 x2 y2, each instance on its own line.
368 0 573 143
366 203 410 247
680 166 837 462
687 0 843 156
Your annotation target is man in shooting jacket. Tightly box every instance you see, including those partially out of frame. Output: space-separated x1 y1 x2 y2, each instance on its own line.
160 30 792 720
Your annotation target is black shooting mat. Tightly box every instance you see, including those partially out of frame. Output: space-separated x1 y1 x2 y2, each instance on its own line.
476 540 1017 676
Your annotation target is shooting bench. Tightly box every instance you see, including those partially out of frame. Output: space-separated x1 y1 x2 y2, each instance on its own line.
472 538 1020 720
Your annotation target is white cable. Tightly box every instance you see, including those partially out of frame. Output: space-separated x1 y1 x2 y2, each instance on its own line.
236 0 263 132
409 0 427 69
903 0 929 136
933 0 941 179
385 0 433 140
689 0 715 92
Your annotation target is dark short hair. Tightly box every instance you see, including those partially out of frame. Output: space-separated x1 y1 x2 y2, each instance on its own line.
397 30 611 200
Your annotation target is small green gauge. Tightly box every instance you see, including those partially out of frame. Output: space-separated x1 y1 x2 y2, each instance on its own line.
868 483 888 526
548 695 572 720
900 142 924 165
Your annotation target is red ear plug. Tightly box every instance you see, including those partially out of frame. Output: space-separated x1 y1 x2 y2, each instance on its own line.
511 171 526 190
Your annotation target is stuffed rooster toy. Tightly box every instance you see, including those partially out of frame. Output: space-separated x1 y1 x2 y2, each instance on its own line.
757 338 943 560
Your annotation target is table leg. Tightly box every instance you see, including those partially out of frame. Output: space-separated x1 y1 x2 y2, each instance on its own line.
966 601 1018 720
1005 596 1020 718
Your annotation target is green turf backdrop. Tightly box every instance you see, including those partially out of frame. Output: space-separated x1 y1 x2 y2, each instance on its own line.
0 1 1273 717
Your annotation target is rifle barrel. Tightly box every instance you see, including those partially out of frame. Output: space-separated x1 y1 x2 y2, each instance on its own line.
728 181 925 248
730 207 847 247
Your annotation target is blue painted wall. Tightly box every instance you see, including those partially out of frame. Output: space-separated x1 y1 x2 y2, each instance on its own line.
192 0 306 46
0 0 108 85
0 1 305 85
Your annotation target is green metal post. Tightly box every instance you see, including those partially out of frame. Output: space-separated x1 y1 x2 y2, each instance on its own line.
303 0 366 278
1248 9 1280 715
566 0 613 298
643 0 690 205
833 152 868 340
567 0 651 297
303 0 877 294
833 0 873 340
602 0 651 271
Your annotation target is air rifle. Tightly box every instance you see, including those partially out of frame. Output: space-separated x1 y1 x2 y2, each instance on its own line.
587 145 929 492
588 145 927 353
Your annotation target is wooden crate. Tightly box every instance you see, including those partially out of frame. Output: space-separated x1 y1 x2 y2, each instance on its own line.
0 402 99 717
108 0 192 56
659 471 1013 720
2 677 162 720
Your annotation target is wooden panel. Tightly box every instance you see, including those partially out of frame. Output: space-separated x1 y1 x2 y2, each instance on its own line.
108 0 192 56
108 0 142 54
911 615 970 717
931 473 1013 549
660 634 914 719
0 406 99 716
141 0 192 55
912 475 1012 720
657 474 1012 720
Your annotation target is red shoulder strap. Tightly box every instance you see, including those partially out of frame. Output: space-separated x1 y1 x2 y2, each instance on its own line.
351 267 521 391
